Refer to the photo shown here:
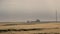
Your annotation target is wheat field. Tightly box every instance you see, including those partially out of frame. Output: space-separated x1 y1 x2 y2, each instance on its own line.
0 22 60 34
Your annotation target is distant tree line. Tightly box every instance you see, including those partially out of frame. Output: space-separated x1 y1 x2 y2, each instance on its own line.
27 19 40 23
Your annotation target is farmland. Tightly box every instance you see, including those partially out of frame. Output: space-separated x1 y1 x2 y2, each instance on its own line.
0 22 60 34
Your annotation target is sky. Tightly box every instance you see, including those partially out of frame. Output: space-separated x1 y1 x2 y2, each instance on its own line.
0 0 60 22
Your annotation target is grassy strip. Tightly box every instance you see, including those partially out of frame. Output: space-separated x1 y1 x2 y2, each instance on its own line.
0 28 59 33
0 28 43 32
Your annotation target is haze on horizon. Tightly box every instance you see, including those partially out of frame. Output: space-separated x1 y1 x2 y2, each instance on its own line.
0 0 60 22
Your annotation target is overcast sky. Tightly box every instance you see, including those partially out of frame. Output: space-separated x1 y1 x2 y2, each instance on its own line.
0 0 60 22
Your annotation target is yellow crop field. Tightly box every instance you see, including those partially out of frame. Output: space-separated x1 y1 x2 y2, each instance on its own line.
0 22 60 34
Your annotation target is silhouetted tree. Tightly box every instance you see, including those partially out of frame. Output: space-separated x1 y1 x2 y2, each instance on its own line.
27 20 30 23
36 19 40 22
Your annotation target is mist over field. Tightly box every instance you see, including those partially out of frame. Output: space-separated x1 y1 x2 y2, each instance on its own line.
0 0 60 22
0 0 60 34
